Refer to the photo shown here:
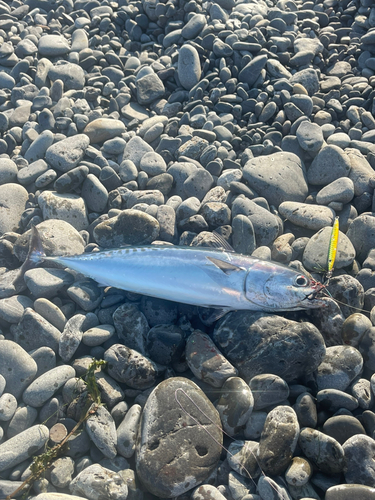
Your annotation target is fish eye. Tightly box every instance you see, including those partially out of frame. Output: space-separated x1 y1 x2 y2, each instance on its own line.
295 275 309 287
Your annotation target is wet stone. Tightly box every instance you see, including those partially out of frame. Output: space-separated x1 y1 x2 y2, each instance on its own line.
299 428 345 475
136 377 222 498
216 377 254 436
325 484 375 499
23 365 75 408
0 340 37 399
85 405 118 459
54 166 89 193
327 275 365 318
113 303 149 355
104 344 158 389
213 312 325 383
258 406 299 475
186 331 237 388
314 346 363 391
249 374 289 410
293 392 317 429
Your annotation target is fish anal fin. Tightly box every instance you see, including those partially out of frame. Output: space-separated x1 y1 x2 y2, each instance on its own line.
206 256 245 275
211 231 235 252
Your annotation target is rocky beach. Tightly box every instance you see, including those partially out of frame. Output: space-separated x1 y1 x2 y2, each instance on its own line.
1 0 375 499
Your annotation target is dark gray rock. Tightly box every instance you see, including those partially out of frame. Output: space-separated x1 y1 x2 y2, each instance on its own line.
113 303 149 355
249 374 289 410
307 146 351 186
299 428 345 474
213 312 325 382
216 377 253 435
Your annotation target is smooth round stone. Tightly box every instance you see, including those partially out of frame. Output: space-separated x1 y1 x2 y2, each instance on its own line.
249 374 289 410
315 346 363 391
352 378 374 409
117 403 142 458
23 365 76 408
38 191 89 231
81 174 108 213
70 464 128 498
121 136 153 167
0 425 49 472
299 428 345 474
12 307 61 353
192 485 227 500
54 165 89 193
259 101 277 122
48 62 85 90
24 268 74 298
242 151 308 207
83 119 126 144
71 29 88 51
216 377 253 435
140 152 167 175
326 484 375 500
59 314 86 362
30 346 56 379
7 404 38 439
231 197 279 247
0 72 15 89
85 405 118 459
67 280 103 312
278 201 335 230
181 13 206 39
33 494 89 500
317 389 359 412
186 331 237 388
347 214 375 263
302 227 355 272
183 169 214 201
296 121 324 152
343 435 375 486
14 220 85 261
258 406 299 475
308 145 351 186
0 393 17 421
217 168 243 190
0 340 37 399
45 134 90 173
0 295 33 324
316 177 354 205
239 55 268 87
82 324 115 346
113 303 148 354
104 344 158 389
0 183 28 234
0 158 17 184
342 314 372 347
146 324 184 365
346 148 375 197
285 457 312 487
38 35 70 56
327 132 351 148
213 312 325 383
93 210 159 247
136 377 222 498
178 45 201 90
136 73 165 105
322 415 366 445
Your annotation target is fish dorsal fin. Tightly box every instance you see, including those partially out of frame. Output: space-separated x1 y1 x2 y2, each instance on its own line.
211 231 235 252
206 256 244 275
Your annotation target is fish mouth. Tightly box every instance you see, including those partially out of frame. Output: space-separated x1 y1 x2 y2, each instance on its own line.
302 280 328 307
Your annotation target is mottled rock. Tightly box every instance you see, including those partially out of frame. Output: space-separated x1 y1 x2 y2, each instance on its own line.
85 405 118 459
216 377 253 435
70 464 128 500
299 428 346 474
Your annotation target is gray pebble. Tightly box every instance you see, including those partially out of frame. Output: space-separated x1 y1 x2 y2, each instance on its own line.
34 299 66 332
315 346 363 391
82 324 115 347
45 134 90 173
104 344 158 389
278 201 335 230
0 393 17 421
59 314 86 362
258 406 299 475
38 35 70 56
308 145 351 186
326 484 375 499
0 339 37 399
0 183 28 234
226 440 260 480
316 178 355 205
216 377 253 435
317 389 359 413
81 174 108 213
23 365 75 408
122 136 153 168
0 424 49 472
293 392 317 429
48 62 85 90
323 415 366 445
0 158 17 184
299 427 345 474
117 403 142 458
70 463 128 500
285 456 312 487
0 295 33 324
343 435 375 487
38 191 89 231
186 331 237 387
178 45 201 91
24 268 74 298
231 215 256 255
85 405 118 459
296 121 324 152
249 374 289 410
113 303 148 354
83 118 126 144
6 404 38 439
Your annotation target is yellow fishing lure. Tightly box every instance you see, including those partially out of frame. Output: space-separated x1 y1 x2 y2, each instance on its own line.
326 216 339 279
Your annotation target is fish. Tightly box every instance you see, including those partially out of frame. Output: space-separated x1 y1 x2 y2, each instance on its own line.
24 226 326 320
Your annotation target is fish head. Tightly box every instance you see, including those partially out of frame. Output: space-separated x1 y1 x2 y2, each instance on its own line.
244 261 327 311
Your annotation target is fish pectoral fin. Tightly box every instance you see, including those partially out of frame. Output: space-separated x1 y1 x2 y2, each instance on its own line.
206 256 245 275
198 306 232 325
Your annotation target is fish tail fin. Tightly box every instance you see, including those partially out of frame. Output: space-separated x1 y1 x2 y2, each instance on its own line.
23 225 46 269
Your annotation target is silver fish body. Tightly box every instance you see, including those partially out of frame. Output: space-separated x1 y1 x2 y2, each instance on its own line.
34 244 325 313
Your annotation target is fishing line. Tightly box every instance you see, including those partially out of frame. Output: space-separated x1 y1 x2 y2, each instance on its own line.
174 388 283 498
